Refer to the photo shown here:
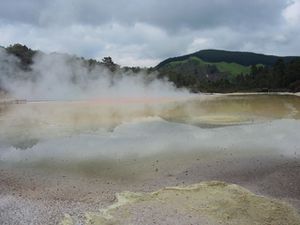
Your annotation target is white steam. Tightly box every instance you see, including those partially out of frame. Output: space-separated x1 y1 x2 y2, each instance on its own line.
0 48 189 100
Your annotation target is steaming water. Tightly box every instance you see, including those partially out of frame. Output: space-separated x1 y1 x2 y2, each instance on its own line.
1 93 300 224
0 93 300 168
0 94 299 144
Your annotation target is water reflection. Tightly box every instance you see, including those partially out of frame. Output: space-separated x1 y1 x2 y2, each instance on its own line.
0 94 299 150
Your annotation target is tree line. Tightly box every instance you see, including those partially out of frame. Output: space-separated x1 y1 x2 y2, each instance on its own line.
2 44 300 93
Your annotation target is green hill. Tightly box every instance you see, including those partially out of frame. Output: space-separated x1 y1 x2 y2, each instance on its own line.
156 50 300 92
156 49 300 69
166 56 251 78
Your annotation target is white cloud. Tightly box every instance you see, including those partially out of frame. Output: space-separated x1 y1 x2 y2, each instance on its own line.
283 0 300 27
186 38 211 54
0 0 299 66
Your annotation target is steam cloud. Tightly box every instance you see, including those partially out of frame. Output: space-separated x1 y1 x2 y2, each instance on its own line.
0 48 189 100
0 47 194 161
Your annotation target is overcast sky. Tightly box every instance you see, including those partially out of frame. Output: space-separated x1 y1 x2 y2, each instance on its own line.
0 0 299 66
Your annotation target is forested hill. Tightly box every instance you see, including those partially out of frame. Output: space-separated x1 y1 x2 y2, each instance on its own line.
156 49 300 93
156 49 300 69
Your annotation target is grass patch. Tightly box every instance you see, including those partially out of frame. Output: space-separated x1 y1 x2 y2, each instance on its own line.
168 56 252 78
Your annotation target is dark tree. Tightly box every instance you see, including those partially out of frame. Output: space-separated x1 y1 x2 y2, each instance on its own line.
101 57 119 72
6 44 36 69
272 59 286 88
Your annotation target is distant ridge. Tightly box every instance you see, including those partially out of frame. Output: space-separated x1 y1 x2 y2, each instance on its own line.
156 49 300 69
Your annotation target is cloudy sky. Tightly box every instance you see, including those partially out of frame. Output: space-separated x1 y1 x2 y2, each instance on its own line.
0 0 299 66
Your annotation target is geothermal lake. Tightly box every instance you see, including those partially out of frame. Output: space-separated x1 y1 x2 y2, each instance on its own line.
1 94 300 225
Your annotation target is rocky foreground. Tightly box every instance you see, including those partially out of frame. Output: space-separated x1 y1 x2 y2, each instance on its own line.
60 181 300 225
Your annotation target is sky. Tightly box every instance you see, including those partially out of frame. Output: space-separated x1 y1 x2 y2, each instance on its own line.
0 0 299 67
